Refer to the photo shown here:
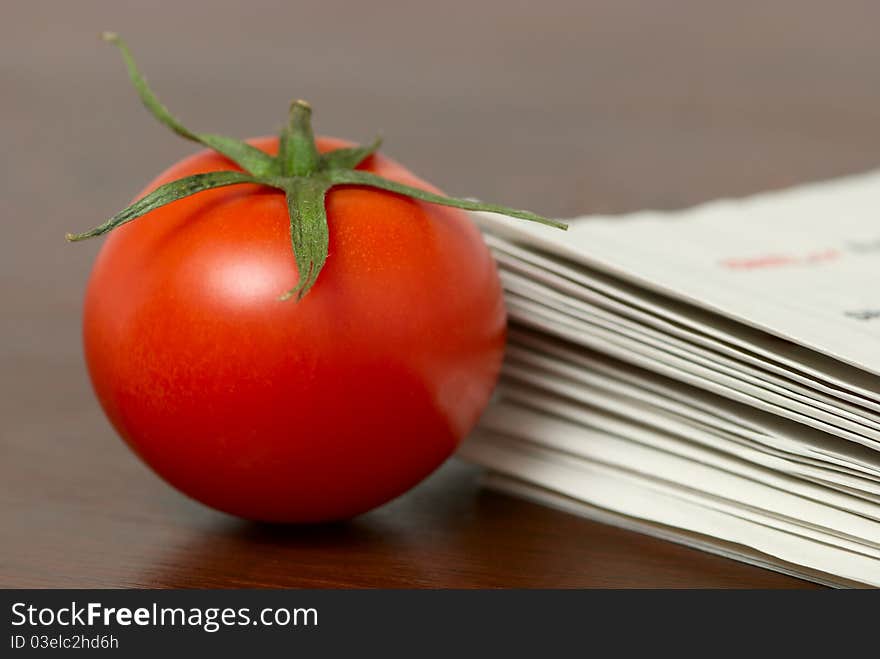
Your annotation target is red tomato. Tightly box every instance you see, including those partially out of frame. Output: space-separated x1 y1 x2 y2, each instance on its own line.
83 136 506 522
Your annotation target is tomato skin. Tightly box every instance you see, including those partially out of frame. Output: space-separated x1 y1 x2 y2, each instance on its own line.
83 136 506 522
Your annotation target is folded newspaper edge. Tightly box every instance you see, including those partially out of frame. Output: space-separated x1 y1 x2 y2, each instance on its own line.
464 169 880 586
482 473 866 588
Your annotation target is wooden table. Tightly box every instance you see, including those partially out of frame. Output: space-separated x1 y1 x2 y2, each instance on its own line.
6 0 879 588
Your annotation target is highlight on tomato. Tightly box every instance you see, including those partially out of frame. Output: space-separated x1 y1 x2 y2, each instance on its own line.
69 33 565 522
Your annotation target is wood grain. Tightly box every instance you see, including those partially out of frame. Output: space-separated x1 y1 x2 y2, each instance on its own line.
6 0 879 588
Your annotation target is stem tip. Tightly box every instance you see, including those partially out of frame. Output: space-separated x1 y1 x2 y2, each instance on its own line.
101 31 120 43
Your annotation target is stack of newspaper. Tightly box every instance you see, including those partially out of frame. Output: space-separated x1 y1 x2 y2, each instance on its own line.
464 171 880 587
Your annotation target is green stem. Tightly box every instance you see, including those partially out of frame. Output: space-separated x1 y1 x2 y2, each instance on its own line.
68 33 568 301
66 171 262 241
101 32 277 177
280 100 320 177
327 170 568 231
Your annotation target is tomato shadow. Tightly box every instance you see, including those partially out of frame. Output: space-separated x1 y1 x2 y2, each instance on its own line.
134 458 509 588
229 518 369 543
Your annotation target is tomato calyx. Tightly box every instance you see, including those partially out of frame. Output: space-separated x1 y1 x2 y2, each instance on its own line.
66 33 567 300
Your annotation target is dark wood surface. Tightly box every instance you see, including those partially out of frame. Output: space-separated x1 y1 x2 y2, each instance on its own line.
6 0 880 588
